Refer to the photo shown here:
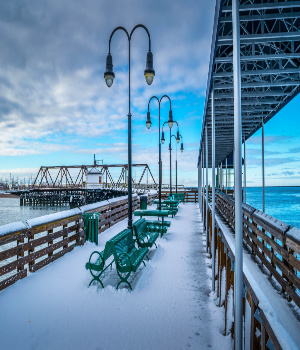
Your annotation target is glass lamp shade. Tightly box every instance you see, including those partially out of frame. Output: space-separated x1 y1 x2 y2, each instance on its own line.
105 75 114 87
146 121 151 129
145 73 154 85
161 131 165 144
181 143 184 152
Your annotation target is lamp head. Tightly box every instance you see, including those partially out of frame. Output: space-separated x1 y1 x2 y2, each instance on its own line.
104 53 115 88
144 50 155 85
181 142 184 153
176 130 180 143
146 111 152 129
161 131 165 144
168 110 173 129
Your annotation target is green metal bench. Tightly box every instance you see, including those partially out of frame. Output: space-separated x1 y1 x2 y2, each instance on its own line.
171 193 185 203
161 204 178 218
133 218 160 248
146 220 171 228
134 210 169 235
85 241 114 288
110 229 149 290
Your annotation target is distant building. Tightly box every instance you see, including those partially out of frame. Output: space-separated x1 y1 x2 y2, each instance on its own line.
85 168 103 188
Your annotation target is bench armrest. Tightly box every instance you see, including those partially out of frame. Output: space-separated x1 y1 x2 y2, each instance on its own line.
88 251 105 268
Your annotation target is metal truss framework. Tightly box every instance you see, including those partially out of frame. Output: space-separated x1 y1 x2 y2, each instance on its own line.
32 164 157 188
199 0 300 167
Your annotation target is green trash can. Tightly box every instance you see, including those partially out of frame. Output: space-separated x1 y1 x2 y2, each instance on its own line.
140 195 148 210
83 213 99 245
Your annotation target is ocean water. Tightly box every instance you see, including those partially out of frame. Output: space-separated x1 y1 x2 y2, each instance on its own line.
246 186 300 229
0 197 69 226
0 188 299 229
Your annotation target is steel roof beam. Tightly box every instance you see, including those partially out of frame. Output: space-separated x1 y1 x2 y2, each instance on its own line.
221 12 300 22
222 2 300 12
215 53 300 63
213 80 300 89
218 32 300 46
213 99 283 106
213 67 300 78
212 91 289 98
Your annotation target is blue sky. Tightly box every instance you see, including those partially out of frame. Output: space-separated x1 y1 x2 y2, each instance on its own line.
0 0 299 187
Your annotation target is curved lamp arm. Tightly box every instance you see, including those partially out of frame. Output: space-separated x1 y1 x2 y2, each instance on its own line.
106 24 154 88
160 95 172 111
109 26 130 52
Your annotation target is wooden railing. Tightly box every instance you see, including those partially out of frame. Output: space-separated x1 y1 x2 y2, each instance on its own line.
0 193 157 293
161 189 199 202
161 188 234 203
0 210 84 292
203 191 300 349
215 191 300 308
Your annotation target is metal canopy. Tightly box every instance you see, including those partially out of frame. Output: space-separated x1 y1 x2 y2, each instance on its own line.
199 0 300 167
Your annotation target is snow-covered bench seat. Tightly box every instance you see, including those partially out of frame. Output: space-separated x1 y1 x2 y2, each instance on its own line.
110 229 149 290
133 218 160 248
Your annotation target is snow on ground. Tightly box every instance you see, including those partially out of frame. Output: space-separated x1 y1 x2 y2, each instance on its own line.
0 203 232 350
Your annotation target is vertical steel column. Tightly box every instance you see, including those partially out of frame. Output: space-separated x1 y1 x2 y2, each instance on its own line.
176 159 178 193
233 150 235 196
262 118 265 212
211 88 216 292
200 151 203 212
205 126 209 251
202 152 205 223
226 158 228 194
199 152 202 212
127 39 133 230
220 162 223 190
170 128 172 196
244 137 247 203
232 0 243 348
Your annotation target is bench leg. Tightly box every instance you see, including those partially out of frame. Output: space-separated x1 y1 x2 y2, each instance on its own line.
88 276 104 289
117 279 132 291
116 270 132 291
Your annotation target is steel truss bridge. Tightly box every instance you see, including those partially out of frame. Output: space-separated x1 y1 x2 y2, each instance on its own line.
32 164 157 189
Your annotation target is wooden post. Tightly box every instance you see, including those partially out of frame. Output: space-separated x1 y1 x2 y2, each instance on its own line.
48 228 54 258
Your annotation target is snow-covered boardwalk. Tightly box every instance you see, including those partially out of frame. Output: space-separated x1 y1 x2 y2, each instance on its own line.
0 204 232 350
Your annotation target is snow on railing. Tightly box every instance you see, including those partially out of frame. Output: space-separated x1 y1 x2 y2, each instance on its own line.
0 192 157 292
215 191 300 308
203 191 300 350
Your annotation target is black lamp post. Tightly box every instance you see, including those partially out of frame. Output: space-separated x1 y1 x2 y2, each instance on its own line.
146 95 173 211
171 133 183 193
161 121 183 196
104 25 155 231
